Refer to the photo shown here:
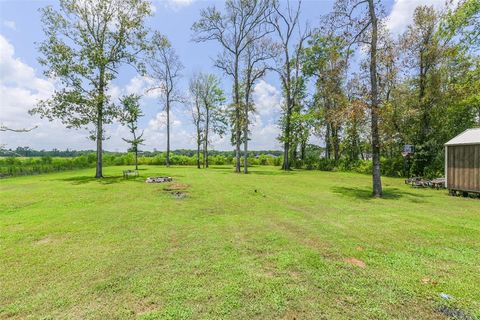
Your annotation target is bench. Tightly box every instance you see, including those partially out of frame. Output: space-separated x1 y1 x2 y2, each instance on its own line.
123 169 138 179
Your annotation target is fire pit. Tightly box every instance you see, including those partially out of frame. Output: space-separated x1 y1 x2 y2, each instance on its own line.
145 176 172 183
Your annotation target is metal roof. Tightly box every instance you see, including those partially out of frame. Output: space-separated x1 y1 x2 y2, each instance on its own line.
445 128 480 146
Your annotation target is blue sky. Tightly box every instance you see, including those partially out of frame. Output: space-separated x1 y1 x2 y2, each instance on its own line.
0 0 450 151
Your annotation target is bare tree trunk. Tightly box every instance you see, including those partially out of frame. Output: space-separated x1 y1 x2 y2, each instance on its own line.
235 112 241 172
368 0 382 197
166 99 170 167
244 87 249 174
292 142 298 163
333 126 340 162
325 123 331 159
244 134 248 173
95 67 105 179
283 111 291 170
133 130 139 171
419 49 428 141
204 106 209 168
282 90 292 170
234 59 241 173
197 148 201 168
135 149 138 170
197 118 201 169
244 90 250 174
95 117 103 178
301 139 306 161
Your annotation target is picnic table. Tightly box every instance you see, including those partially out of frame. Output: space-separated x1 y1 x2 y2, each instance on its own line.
123 169 138 178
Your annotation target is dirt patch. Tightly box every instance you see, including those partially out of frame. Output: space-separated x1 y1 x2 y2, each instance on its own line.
355 246 364 251
35 235 61 245
421 277 438 286
344 257 366 268
163 182 189 191
134 301 158 316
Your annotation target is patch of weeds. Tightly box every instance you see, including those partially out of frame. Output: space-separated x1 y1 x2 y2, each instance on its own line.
94 276 128 294
0 303 20 317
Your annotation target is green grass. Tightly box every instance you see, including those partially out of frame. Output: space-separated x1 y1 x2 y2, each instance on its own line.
1 166 479 319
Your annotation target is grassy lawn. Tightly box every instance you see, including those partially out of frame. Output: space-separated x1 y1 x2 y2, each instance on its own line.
0 166 479 319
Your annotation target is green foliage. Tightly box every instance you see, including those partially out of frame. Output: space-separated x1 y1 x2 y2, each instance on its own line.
440 0 480 49
119 94 145 165
31 0 152 136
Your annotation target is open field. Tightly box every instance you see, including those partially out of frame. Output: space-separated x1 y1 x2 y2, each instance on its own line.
1 166 479 319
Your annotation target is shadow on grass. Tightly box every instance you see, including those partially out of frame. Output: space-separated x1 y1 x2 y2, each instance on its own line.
208 166 286 175
209 166 234 170
60 175 143 185
249 168 297 176
331 186 430 201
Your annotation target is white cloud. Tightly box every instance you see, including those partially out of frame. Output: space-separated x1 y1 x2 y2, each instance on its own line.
0 34 157 151
160 0 196 10
249 80 283 150
249 113 282 150
0 33 283 152
208 80 284 151
142 111 194 150
2 20 16 31
125 75 160 98
252 80 282 116
386 0 458 34
0 34 89 150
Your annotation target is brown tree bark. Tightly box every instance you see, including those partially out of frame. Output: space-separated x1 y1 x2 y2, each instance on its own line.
95 67 105 179
234 59 241 173
368 0 382 197
166 97 170 167
204 105 209 168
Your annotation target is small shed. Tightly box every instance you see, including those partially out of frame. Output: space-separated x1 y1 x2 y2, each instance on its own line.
445 128 480 195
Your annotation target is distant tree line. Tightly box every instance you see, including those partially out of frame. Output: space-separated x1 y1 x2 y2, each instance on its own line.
1 146 413 178
0 147 283 158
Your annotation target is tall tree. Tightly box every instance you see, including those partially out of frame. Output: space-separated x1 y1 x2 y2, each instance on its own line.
192 0 272 173
30 0 151 178
189 74 204 169
119 94 144 171
241 37 276 173
199 73 226 168
269 0 308 170
189 72 227 169
331 0 383 196
400 6 443 175
303 33 349 162
147 32 184 167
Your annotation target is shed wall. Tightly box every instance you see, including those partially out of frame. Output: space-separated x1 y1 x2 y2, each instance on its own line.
447 144 480 192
